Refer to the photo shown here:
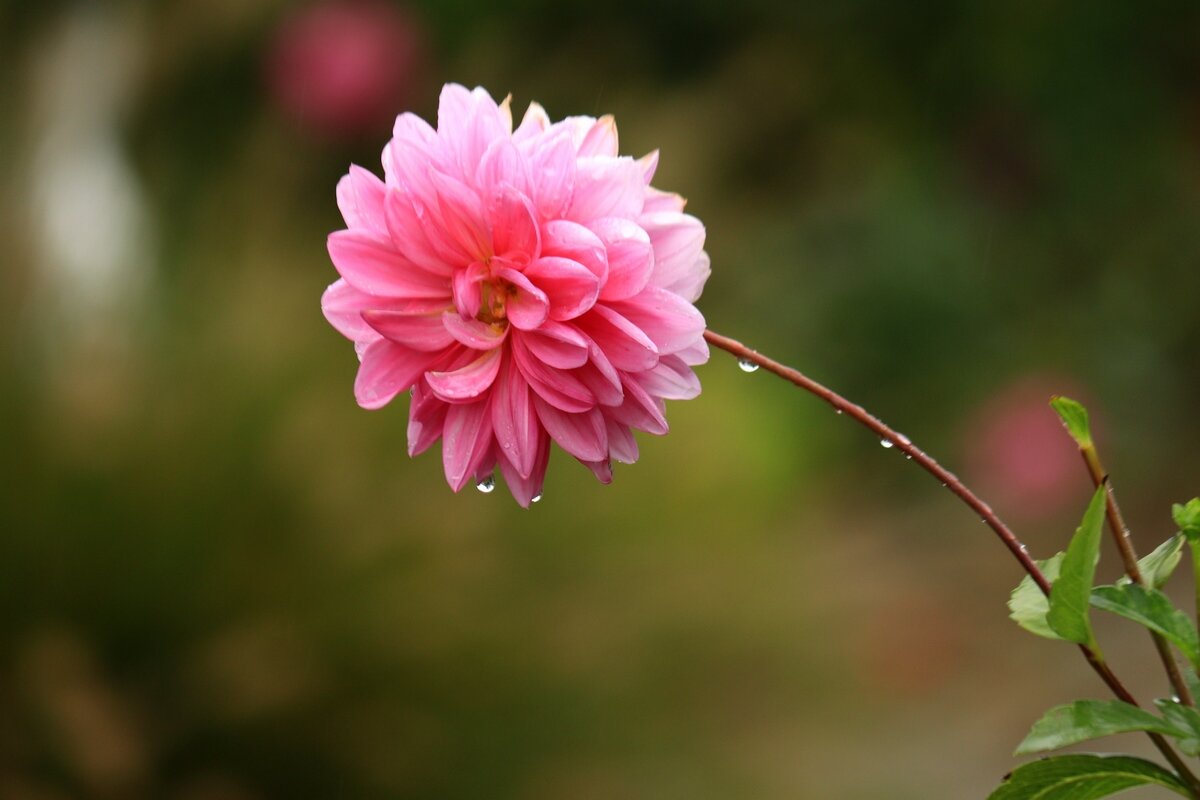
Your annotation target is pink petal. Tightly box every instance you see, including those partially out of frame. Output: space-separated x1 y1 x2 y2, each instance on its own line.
383 190 458 276
408 381 448 456
524 256 601 321
641 186 686 214
336 165 388 235
363 309 455 351
572 334 624 407
533 399 608 462
637 150 659 184
441 397 494 492
589 217 653 301
489 186 540 260
670 250 711 305
582 459 613 484
490 353 539 478
610 376 669 436
452 262 487 319
578 115 618 157
383 112 437 188
427 169 492 262
675 336 710 366
574 304 658 372
609 286 705 355
605 418 639 464
442 312 508 350
512 334 595 413
322 279 383 341
426 347 502 403
541 220 608 282
496 267 549 330
519 321 589 369
641 211 707 299
328 230 451 299
354 339 436 409
475 138 529 202
513 101 550 143
521 130 575 219
566 156 644 223
437 85 509 179
497 429 550 508
635 355 702 400
546 115 596 150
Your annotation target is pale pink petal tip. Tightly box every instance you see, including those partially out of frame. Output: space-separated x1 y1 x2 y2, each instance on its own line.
321 82 710 505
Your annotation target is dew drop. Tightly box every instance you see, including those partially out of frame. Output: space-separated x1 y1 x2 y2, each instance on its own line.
531 493 542 504
835 409 843 415
905 454 913 460
880 439 894 449
476 475 496 493
737 358 759 373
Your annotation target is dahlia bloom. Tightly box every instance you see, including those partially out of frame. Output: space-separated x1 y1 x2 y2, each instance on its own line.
323 84 710 506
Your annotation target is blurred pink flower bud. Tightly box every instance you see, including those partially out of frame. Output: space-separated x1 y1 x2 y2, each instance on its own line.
323 85 711 505
964 375 1095 522
265 2 424 139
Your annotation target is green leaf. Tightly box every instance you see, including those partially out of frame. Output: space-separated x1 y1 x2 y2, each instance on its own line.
1050 395 1094 449
989 754 1192 799
1047 487 1108 646
1090 584 1200 669
1157 699 1200 757
1175 498 1200 542
1014 700 1180 755
1119 534 1185 590
1009 553 1065 640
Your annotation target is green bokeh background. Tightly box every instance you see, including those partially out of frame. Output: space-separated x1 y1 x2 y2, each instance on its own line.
2 1 1199 797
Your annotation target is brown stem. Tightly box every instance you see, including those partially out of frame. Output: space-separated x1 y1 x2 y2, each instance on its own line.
1077 447 1195 707
704 329 1200 796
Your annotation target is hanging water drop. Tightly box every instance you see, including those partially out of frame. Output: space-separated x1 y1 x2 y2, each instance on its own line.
476 475 496 493
835 409 843 415
737 358 759 373
905 454 913 460
531 493 542 503
880 439 894 449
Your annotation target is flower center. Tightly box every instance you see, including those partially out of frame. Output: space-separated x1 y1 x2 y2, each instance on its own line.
476 277 514 325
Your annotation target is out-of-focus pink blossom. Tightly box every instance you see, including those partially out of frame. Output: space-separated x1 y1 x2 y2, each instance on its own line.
323 84 711 505
964 376 1095 521
265 2 424 140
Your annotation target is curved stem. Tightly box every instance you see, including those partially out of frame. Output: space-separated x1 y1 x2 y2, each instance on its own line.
704 329 1200 796
1076 445 1195 706
704 330 1047 590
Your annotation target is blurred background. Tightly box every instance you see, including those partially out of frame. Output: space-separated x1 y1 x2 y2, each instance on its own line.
2 1 1199 797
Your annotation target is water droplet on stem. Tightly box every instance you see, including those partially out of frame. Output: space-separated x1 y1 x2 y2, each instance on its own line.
737 358 759 373
880 439 894 449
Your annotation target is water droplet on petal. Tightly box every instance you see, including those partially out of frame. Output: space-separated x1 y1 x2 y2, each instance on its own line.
476 475 496 493
531 493 542 503
880 439 894 449
737 358 759 373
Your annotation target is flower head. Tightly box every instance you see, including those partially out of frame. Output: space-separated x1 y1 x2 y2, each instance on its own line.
323 84 710 506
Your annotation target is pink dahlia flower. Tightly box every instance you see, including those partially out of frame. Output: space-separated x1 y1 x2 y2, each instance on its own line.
323 84 711 506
